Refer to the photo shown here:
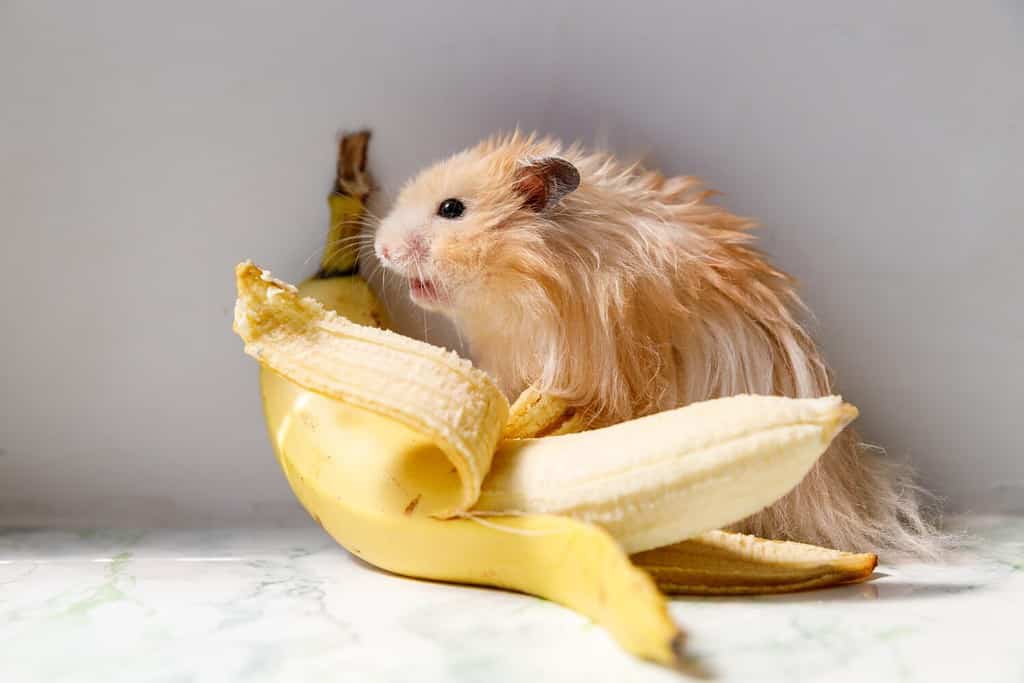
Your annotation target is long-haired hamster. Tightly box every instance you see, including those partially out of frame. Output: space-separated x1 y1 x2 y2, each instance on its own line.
373 131 937 555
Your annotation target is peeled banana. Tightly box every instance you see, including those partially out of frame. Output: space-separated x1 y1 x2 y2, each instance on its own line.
233 132 872 667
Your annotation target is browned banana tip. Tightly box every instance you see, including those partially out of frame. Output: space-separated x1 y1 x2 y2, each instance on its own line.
233 261 260 308
336 130 372 197
850 551 879 579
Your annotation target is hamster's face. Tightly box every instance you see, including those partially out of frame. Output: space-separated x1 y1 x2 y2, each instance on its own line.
374 154 494 312
374 148 579 315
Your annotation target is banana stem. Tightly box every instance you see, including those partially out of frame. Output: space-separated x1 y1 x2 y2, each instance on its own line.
318 130 373 278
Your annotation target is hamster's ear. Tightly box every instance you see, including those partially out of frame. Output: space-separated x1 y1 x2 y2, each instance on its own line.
514 157 580 211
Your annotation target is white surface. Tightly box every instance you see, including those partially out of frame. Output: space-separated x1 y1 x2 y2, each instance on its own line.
1 515 1021 682
1 2 1022 525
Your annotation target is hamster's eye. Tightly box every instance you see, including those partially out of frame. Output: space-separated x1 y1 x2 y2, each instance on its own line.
437 198 465 219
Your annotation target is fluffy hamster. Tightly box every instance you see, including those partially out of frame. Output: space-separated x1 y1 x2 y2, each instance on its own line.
374 132 935 555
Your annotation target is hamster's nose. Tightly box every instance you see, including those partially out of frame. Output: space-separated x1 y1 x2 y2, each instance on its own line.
405 233 428 259
379 244 391 260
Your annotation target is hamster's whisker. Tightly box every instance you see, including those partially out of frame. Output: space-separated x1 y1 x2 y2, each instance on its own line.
450 296 466 351
378 266 393 312
316 233 376 268
379 262 402 320
367 260 396 321
301 244 324 267
301 228 371 268
356 214 381 231
360 204 384 220
414 262 431 341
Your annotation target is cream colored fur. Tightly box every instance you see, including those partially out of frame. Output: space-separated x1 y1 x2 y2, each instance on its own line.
374 132 939 556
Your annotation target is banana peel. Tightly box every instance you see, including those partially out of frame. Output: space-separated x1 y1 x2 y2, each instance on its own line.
635 531 877 595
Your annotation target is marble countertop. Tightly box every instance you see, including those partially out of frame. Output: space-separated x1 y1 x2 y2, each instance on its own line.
1 515 1020 683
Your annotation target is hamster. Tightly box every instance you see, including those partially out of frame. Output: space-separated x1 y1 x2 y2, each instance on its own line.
374 131 937 555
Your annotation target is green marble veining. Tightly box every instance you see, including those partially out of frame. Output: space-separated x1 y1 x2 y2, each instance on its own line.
0 516 1021 683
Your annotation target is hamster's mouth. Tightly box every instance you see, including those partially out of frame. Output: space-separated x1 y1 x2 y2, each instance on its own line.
408 277 450 307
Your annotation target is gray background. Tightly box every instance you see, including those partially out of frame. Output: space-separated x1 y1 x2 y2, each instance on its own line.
1 1 1020 527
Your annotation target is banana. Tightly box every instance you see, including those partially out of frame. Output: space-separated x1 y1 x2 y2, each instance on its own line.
234 132 868 667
